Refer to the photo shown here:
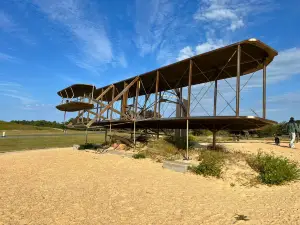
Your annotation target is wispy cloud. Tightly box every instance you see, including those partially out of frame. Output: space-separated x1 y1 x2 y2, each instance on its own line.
268 92 300 104
30 0 125 73
194 0 274 31
0 11 15 29
0 52 19 63
0 81 37 105
0 10 36 45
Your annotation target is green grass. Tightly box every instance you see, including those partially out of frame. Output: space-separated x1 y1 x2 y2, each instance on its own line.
144 138 182 160
132 153 146 159
247 152 300 185
0 134 105 153
189 150 228 178
0 121 87 135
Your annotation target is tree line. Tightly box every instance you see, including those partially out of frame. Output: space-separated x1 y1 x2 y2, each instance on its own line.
11 120 65 129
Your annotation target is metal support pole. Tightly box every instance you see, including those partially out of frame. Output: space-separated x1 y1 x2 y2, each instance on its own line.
263 62 267 119
134 120 136 149
212 131 216 150
85 128 88 144
214 80 218 116
105 129 107 143
158 92 161 118
236 45 241 116
185 60 192 160
186 119 189 160
187 60 193 117
154 71 159 118
109 122 112 144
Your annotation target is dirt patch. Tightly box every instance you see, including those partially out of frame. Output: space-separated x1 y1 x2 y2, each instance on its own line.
0 146 300 224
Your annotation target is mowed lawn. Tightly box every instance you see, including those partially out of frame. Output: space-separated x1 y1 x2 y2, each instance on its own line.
0 134 105 153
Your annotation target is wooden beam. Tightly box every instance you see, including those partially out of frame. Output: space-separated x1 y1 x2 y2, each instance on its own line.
122 82 128 116
87 77 139 127
95 85 113 101
154 71 159 118
110 85 115 120
134 80 140 118
236 45 241 116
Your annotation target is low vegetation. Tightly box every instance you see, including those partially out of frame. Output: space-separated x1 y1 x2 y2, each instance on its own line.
0 134 105 153
132 153 146 159
144 138 182 161
189 150 228 178
247 152 300 185
78 143 98 150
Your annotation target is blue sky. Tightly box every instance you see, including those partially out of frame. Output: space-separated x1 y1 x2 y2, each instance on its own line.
0 0 300 122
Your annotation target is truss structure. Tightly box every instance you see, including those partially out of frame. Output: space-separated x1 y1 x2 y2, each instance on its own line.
56 39 278 157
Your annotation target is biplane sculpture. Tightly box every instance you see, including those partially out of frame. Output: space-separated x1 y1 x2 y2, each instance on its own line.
56 39 278 156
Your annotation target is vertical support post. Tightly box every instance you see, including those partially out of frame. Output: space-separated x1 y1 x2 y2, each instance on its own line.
212 130 216 150
85 128 88 144
186 119 189 159
109 122 112 144
187 60 193 117
158 92 161 118
122 82 128 117
63 111 66 134
134 79 140 118
186 60 193 160
214 80 218 116
154 71 159 118
134 120 136 149
105 129 107 143
236 45 241 116
263 62 267 119
110 85 115 120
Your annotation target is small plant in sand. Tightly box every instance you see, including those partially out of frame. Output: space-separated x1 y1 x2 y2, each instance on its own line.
132 152 146 159
78 143 97 150
189 150 227 178
247 152 300 185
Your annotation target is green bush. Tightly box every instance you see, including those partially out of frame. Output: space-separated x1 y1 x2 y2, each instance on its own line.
247 152 300 185
132 153 146 159
189 151 226 178
78 143 97 150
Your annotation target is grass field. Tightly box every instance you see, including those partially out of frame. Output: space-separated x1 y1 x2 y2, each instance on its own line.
0 133 105 153
0 121 90 135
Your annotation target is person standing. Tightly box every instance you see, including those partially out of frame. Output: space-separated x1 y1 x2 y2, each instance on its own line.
287 117 297 148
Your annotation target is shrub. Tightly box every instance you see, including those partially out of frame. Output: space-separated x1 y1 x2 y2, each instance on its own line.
247 152 300 185
206 144 228 152
78 143 97 150
189 151 226 178
132 153 146 159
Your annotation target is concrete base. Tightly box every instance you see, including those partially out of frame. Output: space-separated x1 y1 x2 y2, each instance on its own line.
162 160 191 173
106 150 134 158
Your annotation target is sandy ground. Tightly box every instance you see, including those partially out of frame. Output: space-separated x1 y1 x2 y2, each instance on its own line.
0 143 300 225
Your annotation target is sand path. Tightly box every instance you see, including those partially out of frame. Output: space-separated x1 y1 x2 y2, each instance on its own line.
0 145 299 225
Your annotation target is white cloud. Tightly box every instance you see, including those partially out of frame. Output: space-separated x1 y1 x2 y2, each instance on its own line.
0 81 37 105
176 38 227 61
176 46 194 61
0 11 15 29
194 0 273 31
30 0 126 73
2 93 36 105
195 38 226 54
268 92 300 104
0 53 18 63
